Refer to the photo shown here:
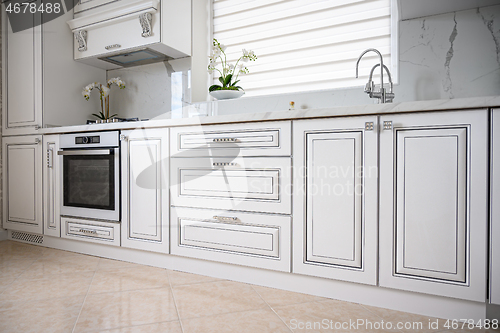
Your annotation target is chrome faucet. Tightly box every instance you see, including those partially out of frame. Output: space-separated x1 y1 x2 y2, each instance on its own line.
355 48 395 103
367 63 395 103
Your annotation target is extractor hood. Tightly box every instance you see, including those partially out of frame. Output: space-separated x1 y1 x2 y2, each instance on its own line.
67 0 191 70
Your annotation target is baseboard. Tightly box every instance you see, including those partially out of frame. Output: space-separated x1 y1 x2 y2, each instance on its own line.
7 234 489 321
0 229 8 241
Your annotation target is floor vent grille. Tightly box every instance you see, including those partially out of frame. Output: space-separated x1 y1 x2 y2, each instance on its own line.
11 231 43 244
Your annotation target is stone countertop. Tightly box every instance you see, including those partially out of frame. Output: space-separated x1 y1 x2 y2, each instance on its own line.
38 95 500 135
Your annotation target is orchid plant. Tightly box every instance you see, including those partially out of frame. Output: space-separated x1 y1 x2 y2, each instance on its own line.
82 77 126 120
208 38 257 92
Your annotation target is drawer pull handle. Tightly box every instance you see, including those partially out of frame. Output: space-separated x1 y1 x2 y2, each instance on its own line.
213 162 237 167
79 228 97 235
213 138 237 142
105 44 121 50
213 216 238 222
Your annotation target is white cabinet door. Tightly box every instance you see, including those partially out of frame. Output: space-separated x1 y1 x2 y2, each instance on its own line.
292 117 378 285
2 5 42 131
379 110 488 302
491 108 500 305
3 135 43 234
42 135 61 237
121 128 169 253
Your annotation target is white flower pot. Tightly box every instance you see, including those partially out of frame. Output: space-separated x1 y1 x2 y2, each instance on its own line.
209 90 245 100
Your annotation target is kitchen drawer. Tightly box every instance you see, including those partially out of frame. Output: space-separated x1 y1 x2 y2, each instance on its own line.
171 207 291 272
170 121 291 157
61 217 120 246
170 157 291 214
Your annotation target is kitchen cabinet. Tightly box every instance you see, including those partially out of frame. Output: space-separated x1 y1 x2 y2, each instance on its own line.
121 128 169 253
42 135 61 237
2 135 43 234
491 108 500 305
170 157 291 214
170 121 291 157
61 217 120 246
171 207 291 272
3 1 42 130
2 5 105 135
292 116 378 285
379 110 488 302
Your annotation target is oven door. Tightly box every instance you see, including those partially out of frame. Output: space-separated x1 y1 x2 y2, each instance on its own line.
59 148 120 221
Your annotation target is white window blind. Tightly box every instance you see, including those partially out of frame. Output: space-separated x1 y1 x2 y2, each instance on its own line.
213 0 394 97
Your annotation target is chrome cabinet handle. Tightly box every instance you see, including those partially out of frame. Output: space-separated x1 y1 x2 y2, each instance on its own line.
213 216 238 222
383 121 392 130
105 44 121 50
79 228 97 235
47 148 53 168
213 138 237 142
213 162 237 167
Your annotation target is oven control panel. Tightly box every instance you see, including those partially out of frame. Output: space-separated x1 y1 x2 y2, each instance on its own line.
59 131 119 149
75 136 100 144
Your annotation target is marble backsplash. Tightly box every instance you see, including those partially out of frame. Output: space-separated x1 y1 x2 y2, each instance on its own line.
108 4 500 119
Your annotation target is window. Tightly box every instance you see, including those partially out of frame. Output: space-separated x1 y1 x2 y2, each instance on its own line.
212 0 397 97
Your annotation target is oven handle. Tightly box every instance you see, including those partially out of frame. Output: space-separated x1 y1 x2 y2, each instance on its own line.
57 149 112 156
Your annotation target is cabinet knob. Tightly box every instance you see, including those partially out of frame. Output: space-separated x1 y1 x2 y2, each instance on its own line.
34 138 41 144
383 121 393 130
119 134 127 141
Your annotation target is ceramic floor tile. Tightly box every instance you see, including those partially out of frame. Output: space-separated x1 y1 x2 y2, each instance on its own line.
0 259 35 279
167 270 220 286
274 299 401 332
88 265 170 294
172 280 267 320
18 256 100 279
252 285 327 307
0 295 84 333
0 242 45 261
0 271 94 302
362 305 446 332
181 308 292 333
100 321 183 333
74 287 178 332
96 258 147 271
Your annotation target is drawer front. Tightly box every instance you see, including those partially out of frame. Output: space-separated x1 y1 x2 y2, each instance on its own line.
171 207 291 272
170 121 291 157
74 11 161 60
61 217 120 246
171 157 291 214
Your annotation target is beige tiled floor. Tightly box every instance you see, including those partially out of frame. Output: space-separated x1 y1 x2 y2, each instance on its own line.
0 240 498 333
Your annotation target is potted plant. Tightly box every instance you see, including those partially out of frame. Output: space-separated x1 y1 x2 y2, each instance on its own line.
208 39 257 100
82 78 126 122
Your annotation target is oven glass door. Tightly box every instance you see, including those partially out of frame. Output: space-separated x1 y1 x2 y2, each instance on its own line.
63 153 115 210
60 148 119 221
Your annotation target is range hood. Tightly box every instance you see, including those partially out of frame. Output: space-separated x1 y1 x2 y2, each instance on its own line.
67 0 191 70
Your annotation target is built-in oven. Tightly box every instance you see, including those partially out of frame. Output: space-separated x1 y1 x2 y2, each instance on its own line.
58 131 120 221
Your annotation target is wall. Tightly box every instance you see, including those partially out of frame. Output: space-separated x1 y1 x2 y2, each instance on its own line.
110 4 500 118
